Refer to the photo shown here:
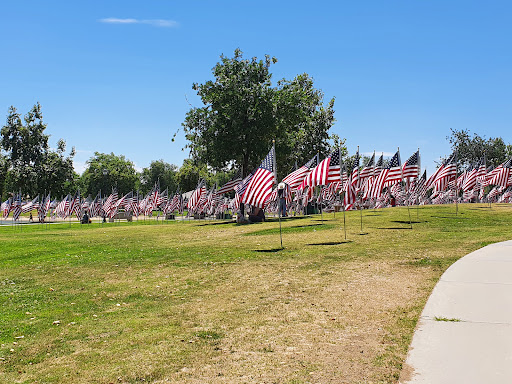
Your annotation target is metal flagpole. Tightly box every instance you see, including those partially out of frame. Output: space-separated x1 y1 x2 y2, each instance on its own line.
355 146 364 234
339 148 347 240
320 186 323 224
272 140 283 249
417 151 421 221
399 147 412 230
455 151 459 216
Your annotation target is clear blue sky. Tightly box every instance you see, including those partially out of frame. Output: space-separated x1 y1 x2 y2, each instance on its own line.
1 1 511 176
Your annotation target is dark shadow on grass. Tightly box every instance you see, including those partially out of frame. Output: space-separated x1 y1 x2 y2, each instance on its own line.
377 227 413 230
358 232 369 235
252 248 285 253
391 220 424 224
197 221 235 226
430 216 470 219
307 241 353 246
312 219 333 222
265 216 311 223
291 223 325 228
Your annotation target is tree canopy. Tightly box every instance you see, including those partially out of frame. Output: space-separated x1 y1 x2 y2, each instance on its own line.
1 103 76 198
182 49 342 178
80 152 137 196
447 128 512 169
139 160 178 195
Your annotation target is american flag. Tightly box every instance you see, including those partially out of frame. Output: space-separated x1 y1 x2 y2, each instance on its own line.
375 153 384 169
103 190 119 218
416 170 428 200
217 169 243 195
383 150 402 186
157 188 167 208
12 194 22 220
427 152 456 191
368 150 401 198
242 146 276 209
301 149 342 188
89 192 102 217
283 154 318 191
68 191 81 217
115 191 133 210
164 190 182 214
344 166 357 210
350 150 360 188
487 186 504 202
126 192 139 215
204 187 218 215
402 150 420 179
234 171 254 198
1 198 11 218
462 160 482 192
187 179 207 213
138 194 148 215
487 158 512 187
81 197 91 213
359 152 375 181
22 196 39 214
501 187 512 203
229 193 241 213
38 193 51 221
364 154 384 199
144 186 161 215
55 195 70 218
320 183 336 204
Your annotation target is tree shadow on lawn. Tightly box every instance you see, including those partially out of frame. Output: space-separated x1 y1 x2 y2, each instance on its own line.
307 241 353 246
252 248 285 253
430 216 470 219
391 220 425 224
265 216 311 223
197 221 236 226
376 227 413 230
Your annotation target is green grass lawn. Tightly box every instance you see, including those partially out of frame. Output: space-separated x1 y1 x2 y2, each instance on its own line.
1 204 511 383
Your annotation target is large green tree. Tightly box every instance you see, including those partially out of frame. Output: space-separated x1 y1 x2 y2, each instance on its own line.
175 158 233 192
181 49 342 178
39 139 78 198
447 128 512 168
139 159 178 195
1 103 76 197
80 152 137 196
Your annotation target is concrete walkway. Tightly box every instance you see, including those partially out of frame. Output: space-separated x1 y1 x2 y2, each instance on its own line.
400 240 512 384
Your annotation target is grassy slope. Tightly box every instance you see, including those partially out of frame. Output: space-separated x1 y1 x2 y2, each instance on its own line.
0 204 510 383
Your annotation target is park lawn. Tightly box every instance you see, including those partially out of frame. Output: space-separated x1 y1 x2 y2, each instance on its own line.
0 204 511 383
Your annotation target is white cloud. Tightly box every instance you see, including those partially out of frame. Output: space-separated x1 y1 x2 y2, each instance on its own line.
99 18 178 28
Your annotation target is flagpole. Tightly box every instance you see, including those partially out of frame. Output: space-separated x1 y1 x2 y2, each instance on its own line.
417 150 421 220
272 140 283 249
320 187 323 224
455 150 459 216
356 146 364 234
339 147 347 240
396 147 411 229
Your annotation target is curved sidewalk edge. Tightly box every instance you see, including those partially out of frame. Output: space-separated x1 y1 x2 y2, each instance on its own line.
400 240 512 384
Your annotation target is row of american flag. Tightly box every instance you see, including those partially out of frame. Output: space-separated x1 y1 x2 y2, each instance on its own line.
2 147 512 221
